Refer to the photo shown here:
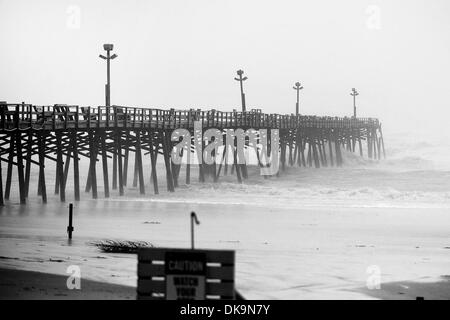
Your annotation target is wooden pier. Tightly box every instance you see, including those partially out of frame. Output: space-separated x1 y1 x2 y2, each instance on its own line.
0 103 385 205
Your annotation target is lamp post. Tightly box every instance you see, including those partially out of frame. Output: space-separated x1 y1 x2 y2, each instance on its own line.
293 82 303 115
350 88 359 118
234 69 248 112
99 44 118 106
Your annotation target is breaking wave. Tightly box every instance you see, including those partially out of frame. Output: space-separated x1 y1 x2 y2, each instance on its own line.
104 131 450 209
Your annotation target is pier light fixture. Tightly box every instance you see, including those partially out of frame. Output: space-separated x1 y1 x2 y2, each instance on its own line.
350 88 359 117
103 43 114 51
234 69 248 112
293 82 304 116
99 43 118 106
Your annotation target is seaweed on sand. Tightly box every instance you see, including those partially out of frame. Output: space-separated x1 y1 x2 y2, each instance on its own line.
91 240 153 253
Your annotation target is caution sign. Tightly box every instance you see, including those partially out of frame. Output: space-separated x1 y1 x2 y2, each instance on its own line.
165 251 206 300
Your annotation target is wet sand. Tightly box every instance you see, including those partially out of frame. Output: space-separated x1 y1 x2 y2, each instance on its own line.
0 268 135 300
1 198 449 299
1 267 448 300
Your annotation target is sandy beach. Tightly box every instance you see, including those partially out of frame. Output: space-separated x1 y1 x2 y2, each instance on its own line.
1 192 449 299
1 267 448 300
0 268 135 300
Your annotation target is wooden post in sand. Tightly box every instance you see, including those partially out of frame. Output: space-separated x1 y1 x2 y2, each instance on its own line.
67 203 74 239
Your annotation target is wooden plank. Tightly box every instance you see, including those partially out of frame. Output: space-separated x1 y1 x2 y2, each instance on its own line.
137 279 165 293
88 130 98 199
135 130 145 195
186 143 191 184
112 150 117 190
37 132 47 203
4 135 14 200
116 129 124 196
138 264 234 281
137 263 165 277
328 137 334 167
101 131 109 198
0 157 4 206
148 131 159 194
138 279 234 297
58 133 66 202
132 150 138 187
138 248 235 264
122 132 130 186
161 131 175 192
24 131 33 197
15 131 26 204
207 282 234 297
72 131 80 201
62 147 71 190
137 294 164 300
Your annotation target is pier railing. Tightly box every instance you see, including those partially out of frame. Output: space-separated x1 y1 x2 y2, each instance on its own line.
0 104 380 131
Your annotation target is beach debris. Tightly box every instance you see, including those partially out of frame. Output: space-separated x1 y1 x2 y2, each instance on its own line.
0 256 20 260
219 240 240 243
91 240 153 253
143 221 161 224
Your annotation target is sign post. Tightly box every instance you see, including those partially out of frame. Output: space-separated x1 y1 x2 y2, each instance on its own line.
191 211 200 249
137 212 237 300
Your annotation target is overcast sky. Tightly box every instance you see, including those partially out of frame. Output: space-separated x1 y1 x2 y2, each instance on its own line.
1 0 449 133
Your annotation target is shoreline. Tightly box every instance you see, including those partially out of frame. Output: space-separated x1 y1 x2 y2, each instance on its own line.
0 267 136 300
1 267 449 300
1 201 449 299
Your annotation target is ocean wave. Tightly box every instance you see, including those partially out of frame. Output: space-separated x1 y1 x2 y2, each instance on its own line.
105 181 450 209
339 145 449 172
104 131 450 209
379 132 450 171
